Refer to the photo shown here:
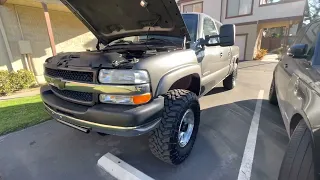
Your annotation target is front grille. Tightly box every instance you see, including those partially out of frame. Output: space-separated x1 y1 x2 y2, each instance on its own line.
45 67 93 82
51 86 93 104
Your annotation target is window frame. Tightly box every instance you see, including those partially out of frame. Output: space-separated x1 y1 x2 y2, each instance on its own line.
291 20 320 64
225 0 254 19
215 20 223 33
259 0 303 7
182 2 203 13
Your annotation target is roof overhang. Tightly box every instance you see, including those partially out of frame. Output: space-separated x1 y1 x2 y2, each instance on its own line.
0 0 7 5
4 0 70 12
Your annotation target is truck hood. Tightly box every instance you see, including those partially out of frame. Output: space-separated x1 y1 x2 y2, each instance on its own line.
60 0 191 44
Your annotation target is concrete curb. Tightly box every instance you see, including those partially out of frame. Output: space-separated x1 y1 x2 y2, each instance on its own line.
0 88 40 101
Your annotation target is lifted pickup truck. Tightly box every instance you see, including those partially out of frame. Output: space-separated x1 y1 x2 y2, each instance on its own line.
41 0 239 164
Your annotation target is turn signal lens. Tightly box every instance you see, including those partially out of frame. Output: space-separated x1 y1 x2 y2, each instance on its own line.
133 93 152 105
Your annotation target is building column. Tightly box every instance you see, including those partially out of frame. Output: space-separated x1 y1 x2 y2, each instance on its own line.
41 2 56 56
0 9 14 71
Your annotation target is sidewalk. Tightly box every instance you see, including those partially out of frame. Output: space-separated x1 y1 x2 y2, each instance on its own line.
261 54 280 62
0 87 40 101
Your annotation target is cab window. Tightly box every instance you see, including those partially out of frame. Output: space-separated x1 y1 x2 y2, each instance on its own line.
299 21 320 63
203 17 218 37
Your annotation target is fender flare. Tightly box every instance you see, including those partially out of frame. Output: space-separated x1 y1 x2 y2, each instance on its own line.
155 64 201 97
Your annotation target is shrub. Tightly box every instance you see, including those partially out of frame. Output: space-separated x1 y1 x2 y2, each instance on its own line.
0 69 35 96
0 70 12 95
254 49 268 60
9 70 36 91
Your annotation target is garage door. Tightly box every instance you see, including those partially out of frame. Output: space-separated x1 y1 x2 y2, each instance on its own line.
235 35 247 61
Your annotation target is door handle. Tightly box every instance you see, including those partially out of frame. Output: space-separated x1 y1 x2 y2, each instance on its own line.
284 64 288 68
220 52 223 58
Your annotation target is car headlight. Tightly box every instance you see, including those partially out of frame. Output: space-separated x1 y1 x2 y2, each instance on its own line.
99 93 151 105
98 69 149 84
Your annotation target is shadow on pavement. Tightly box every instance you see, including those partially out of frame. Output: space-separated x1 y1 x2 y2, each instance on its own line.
0 98 288 180
96 99 287 180
238 62 276 70
204 87 227 96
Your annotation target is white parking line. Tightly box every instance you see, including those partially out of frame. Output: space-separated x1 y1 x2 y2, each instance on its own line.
237 90 264 180
98 153 154 180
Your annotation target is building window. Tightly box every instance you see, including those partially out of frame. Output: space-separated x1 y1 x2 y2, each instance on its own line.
260 0 281 5
183 2 203 13
303 0 320 26
259 0 300 6
226 0 253 18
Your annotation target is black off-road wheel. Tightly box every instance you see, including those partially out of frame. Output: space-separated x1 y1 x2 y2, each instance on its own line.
223 63 238 90
278 120 315 180
269 77 278 105
149 89 200 165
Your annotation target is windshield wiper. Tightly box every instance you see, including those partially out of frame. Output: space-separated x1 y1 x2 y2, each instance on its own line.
107 39 133 47
143 38 180 46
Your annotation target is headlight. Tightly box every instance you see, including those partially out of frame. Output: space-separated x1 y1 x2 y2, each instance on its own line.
98 69 149 84
99 93 151 105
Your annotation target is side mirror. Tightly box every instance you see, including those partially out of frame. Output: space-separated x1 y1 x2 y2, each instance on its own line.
219 24 235 47
287 44 308 58
205 24 235 47
205 35 220 46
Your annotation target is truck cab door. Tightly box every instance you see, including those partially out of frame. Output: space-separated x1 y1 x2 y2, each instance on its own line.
276 21 319 122
199 16 226 95
284 22 320 121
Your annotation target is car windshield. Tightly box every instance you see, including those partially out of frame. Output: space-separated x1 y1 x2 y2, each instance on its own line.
108 14 198 47
107 35 183 48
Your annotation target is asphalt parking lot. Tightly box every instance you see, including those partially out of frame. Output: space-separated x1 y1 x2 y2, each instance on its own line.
0 61 289 180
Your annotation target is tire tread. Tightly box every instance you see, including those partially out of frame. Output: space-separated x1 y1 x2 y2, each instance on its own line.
278 120 315 180
149 89 199 165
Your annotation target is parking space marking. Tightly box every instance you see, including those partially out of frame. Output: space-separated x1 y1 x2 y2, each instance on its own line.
237 90 264 180
98 153 154 180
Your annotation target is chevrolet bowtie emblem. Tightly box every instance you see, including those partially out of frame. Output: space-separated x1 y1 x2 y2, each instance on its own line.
45 76 66 90
54 79 66 90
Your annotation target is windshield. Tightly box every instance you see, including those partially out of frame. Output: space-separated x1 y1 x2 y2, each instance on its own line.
108 35 183 47
108 14 198 47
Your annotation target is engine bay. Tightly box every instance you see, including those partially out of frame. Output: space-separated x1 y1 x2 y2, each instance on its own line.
44 45 179 70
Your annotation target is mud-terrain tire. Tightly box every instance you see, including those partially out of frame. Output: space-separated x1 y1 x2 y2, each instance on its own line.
269 77 278 105
223 63 238 90
149 89 200 165
278 120 315 180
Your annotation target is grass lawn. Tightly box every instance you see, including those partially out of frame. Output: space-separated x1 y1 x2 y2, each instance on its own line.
0 95 50 136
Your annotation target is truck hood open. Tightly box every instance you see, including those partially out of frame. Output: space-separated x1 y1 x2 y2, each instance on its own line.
60 0 191 44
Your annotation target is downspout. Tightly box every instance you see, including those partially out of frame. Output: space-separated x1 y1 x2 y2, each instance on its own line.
41 2 56 56
0 7 14 71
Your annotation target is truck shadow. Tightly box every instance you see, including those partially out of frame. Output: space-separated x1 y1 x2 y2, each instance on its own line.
204 87 226 96
96 99 288 180
0 99 288 180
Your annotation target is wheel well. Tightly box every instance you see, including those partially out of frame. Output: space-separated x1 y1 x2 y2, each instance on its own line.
169 74 200 96
290 113 303 135
236 58 239 64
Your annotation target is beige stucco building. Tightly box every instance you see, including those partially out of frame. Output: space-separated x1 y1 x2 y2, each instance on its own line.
178 0 306 61
0 0 96 83
0 0 307 83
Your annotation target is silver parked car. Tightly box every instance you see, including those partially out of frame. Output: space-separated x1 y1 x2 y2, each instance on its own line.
269 19 320 180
